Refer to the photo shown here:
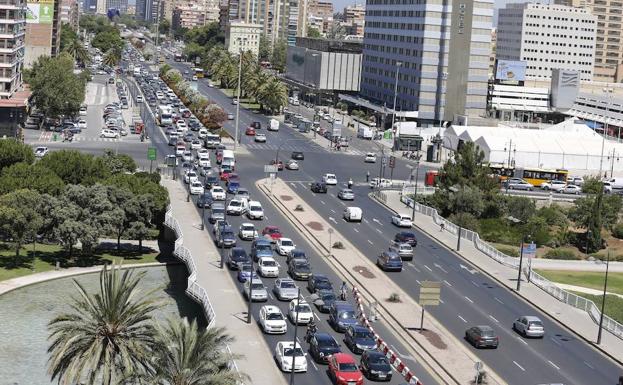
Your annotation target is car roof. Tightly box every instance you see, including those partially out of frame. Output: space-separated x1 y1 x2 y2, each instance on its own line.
399 231 415 236
315 332 336 342
522 315 542 321
278 277 295 283
475 325 493 331
349 325 369 332
263 305 281 313
333 352 356 363
312 274 329 280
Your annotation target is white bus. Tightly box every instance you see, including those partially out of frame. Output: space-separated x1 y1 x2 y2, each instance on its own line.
158 105 173 126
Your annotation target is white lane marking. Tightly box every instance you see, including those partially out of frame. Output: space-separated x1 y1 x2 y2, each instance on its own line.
548 360 560 370
389 344 415 361
434 263 448 273
363 218 370 224
376 228 383 234
372 218 383 225
464 296 474 304
330 209 336 213
516 337 528 345
443 280 453 287
328 217 337 224
415 280 421 285
489 315 499 323
550 337 561 346
320 200 325 204
367 240 373 245
424 265 433 272
439 298 445 304
458 315 467 323
583 361 594 370
339 201 346 206
407 262 420 272
290 183 297 188
494 297 504 304
513 361 525 371
314 312 321 321
269 292 274 300
353 228 359 233
471 280 479 287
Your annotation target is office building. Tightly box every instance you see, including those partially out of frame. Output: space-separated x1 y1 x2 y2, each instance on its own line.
360 0 493 124
225 21 261 56
497 3 596 81
24 0 62 68
135 0 147 20
307 0 332 33
106 0 128 13
235 0 304 45
83 0 97 13
60 0 80 30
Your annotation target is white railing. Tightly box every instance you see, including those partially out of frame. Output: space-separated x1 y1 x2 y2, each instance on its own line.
397 193 622 340
164 207 216 329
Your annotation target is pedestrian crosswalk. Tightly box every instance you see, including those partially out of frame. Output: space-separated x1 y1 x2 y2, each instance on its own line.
243 141 369 157
30 131 145 144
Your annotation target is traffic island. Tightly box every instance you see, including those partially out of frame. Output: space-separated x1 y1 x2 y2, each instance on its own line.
257 177 507 385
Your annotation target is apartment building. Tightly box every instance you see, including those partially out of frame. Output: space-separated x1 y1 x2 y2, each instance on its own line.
106 0 128 13
60 0 79 30
307 0 332 32
225 21 261 56
343 4 364 37
0 0 25 98
360 0 493 124
24 0 62 68
497 3 597 81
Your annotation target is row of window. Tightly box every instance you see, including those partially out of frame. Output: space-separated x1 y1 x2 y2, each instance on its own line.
525 14 595 23
524 23 595 32
524 58 593 65
523 39 594 45
524 32 594 40
525 65 592 74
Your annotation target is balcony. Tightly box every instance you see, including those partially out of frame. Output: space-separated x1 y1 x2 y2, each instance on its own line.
0 0 24 10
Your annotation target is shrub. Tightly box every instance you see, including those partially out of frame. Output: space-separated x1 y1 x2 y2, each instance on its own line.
387 293 401 303
294 204 304 211
612 222 623 239
448 212 480 232
479 218 522 245
495 245 519 258
544 248 580 260
332 241 344 249
537 204 568 226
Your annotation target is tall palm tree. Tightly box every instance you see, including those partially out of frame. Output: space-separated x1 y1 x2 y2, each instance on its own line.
258 76 288 114
103 47 122 67
63 38 90 66
140 317 247 385
47 263 159 385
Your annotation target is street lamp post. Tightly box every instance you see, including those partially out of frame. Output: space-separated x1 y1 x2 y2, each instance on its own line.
596 251 611 345
391 61 402 133
516 235 530 291
200 198 206 230
234 44 245 151
290 287 301 385
246 256 255 324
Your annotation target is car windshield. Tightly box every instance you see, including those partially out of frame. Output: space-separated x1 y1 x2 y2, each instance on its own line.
250 205 261 211
342 189 353 194
242 225 254 231
295 304 311 312
295 263 311 272
320 338 339 348
281 281 295 288
240 264 252 272
268 228 279 234
262 260 276 266
480 329 495 337
281 240 294 246
529 320 543 327
283 347 305 357
338 363 359 372
230 201 241 207
257 244 271 252
320 292 335 301
251 283 264 290
292 251 306 258
370 355 388 364
267 312 284 320
213 208 224 214
354 330 374 339
339 310 356 319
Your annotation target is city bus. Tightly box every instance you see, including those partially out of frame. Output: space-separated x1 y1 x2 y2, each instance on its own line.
194 68 204 78
174 53 183 62
488 164 569 187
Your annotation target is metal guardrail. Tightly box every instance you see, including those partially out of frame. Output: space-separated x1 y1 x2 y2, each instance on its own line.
164 207 216 329
397 193 623 340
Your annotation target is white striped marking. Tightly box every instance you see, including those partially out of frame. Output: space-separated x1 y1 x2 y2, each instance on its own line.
320 200 325 204
464 296 474 304
489 315 499 323
548 360 560 370
443 280 453 287
424 265 433 272
494 297 504 304
367 240 373 245
330 209 336 213
583 361 594 370
513 361 525 371
458 315 467 323
353 228 359 233
516 337 528 345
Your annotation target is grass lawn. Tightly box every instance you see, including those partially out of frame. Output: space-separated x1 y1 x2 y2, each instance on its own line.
534 269 623 295
570 291 623 324
0 242 161 282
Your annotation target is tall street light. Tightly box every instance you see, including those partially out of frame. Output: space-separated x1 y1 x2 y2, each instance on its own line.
234 39 247 152
596 250 611 345
289 287 301 385
599 87 613 178
391 61 402 133
246 256 255 324
406 159 421 221
516 234 531 291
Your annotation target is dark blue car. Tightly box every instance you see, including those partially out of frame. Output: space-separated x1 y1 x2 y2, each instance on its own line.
344 325 376 354
376 251 403 272
251 239 273 261
227 181 240 194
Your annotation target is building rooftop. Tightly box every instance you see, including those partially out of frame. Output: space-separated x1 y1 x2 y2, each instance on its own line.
295 37 362 54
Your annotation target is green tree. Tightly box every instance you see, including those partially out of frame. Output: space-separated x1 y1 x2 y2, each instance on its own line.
507 196 536 223
307 26 322 38
258 34 271 62
47 263 159 385
271 39 287 72
0 138 34 170
107 186 153 251
101 149 137 174
128 222 150 251
448 212 480 232
257 76 288 114
447 186 485 218
581 176 603 194
0 189 43 260
0 162 65 195
40 150 110 185
91 30 123 53
158 18 170 35
439 142 497 192
103 47 122 67
159 63 172 78
63 38 90 66
142 318 245 385
29 54 86 119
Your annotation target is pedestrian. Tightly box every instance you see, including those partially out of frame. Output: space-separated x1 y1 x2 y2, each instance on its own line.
348 178 353 189
440 222 445 232
340 281 348 301
366 171 370 183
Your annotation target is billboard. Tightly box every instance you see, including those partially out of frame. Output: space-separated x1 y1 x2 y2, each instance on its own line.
495 60 527 81
26 0 55 24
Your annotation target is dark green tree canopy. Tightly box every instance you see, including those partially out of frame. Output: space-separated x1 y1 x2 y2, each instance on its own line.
0 162 65 195
39 150 111 185
0 139 34 170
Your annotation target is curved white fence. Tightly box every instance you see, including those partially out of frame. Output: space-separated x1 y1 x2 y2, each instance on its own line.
399 193 623 340
164 207 216 329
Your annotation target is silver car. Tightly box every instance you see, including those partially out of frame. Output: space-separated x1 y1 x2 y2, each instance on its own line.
513 316 545 338
244 278 268 302
338 188 355 200
507 179 534 191
273 278 299 301
389 242 413 261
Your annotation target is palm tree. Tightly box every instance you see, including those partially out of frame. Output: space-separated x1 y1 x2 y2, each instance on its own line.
63 38 90 66
258 76 288 114
103 47 122 67
140 317 247 385
47 263 159 385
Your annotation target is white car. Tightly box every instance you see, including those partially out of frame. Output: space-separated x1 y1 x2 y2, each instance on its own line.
184 170 198 184
182 151 193 162
255 133 267 142
176 121 187 131
191 139 202 150
77 119 87 129
227 199 246 215
288 298 313 325
192 75 198 81
176 145 186 157
100 129 119 138
364 153 377 163
276 238 296 256
259 305 287 334
274 341 307 372
286 160 299 170
322 173 338 185
211 186 226 200
34 146 49 158
79 106 87 115
562 185 582 195
189 180 204 195
239 223 258 240
198 128 208 139
391 213 413 227
369 178 392 188
136 95 143 103
540 180 567 192
198 157 211 167
258 256 280 278
247 201 264 220
197 148 210 158
227 113 234 120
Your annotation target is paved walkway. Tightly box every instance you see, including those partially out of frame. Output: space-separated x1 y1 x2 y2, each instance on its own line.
556 283 623 299
379 190 623 364
257 177 505 385
163 178 287 385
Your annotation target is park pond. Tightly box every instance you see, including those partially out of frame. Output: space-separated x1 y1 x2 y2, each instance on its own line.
0 264 205 385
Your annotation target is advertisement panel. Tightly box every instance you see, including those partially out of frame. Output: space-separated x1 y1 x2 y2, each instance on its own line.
495 60 527 81
26 0 55 24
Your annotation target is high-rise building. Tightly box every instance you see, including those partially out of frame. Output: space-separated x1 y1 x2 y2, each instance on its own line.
360 0 493 123
60 0 80 30
83 0 97 13
24 0 62 68
306 0 332 34
135 0 147 20
171 0 219 29
343 4 364 37
225 21 261 56
0 0 26 98
555 0 623 82
497 3 596 81
106 0 128 13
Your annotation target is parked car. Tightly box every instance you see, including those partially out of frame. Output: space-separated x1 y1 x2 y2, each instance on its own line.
513 316 545 338
562 185 582 195
465 325 499 348
309 333 341 363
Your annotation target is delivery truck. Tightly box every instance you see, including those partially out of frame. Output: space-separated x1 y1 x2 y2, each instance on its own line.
357 124 374 140
269 118 280 131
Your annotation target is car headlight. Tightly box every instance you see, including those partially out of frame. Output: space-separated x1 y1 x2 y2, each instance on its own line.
319 352 324 357
356 344 366 350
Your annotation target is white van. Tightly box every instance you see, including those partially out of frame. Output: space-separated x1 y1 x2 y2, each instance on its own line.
222 149 235 169
608 178 623 189
343 207 362 222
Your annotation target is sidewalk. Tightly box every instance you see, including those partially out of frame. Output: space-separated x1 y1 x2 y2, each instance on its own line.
163 178 287 385
257 177 505 385
379 190 623 364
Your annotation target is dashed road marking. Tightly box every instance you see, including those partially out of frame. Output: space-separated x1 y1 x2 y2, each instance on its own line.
464 296 474 304
443 280 453 287
494 297 504 304
376 228 383 234
407 262 420 272
548 360 560 370
550 337 561 346
330 209 336 213
471 280 479 287
424 265 433 272
353 228 359 233
434 263 448 273
458 315 467 323
489 315 499 323
367 240 373 245
319 200 325 205
583 361 594 370
513 361 525 371
363 218 370 224
516 337 528 345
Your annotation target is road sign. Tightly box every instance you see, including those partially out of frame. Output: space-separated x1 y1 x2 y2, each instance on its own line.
418 281 441 306
264 165 278 173
389 155 396 169
523 242 536 256
147 147 157 161
382 156 388 166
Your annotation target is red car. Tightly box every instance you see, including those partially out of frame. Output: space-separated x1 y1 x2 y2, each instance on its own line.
223 172 239 183
245 127 256 136
220 169 233 181
262 226 282 242
328 353 364 385
270 159 284 171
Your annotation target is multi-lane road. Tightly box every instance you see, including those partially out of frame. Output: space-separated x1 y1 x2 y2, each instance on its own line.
123 55 623 385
